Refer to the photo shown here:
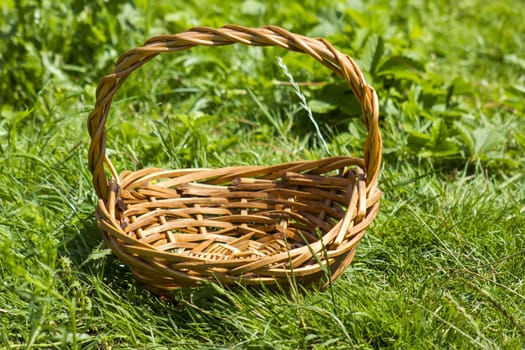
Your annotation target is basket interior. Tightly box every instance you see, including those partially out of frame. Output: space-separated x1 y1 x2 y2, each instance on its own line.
114 157 364 262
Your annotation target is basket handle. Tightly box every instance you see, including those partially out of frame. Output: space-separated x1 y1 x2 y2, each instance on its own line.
88 24 382 201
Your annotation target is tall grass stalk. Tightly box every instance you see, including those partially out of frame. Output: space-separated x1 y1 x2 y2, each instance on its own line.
276 57 330 155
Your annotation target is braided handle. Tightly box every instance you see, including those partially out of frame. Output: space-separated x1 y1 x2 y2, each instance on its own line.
87 24 382 201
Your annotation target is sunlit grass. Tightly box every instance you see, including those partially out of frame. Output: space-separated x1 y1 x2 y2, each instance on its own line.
1 0 524 348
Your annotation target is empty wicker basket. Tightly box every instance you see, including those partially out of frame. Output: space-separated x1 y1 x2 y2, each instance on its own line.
87 25 382 296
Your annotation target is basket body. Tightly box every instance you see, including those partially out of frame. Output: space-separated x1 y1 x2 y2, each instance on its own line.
88 25 382 295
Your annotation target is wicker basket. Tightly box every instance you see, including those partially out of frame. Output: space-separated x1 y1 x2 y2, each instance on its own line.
87 25 382 296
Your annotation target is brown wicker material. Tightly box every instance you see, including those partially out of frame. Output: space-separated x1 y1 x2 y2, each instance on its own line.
87 25 382 296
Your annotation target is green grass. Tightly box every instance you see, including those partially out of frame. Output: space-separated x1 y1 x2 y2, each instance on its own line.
1 0 524 348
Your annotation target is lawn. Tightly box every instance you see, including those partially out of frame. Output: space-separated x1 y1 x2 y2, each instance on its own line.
1 0 524 349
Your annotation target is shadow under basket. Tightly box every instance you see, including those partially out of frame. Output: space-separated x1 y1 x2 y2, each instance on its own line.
88 25 382 296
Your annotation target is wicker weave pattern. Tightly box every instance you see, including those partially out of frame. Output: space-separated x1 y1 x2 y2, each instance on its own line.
87 25 382 295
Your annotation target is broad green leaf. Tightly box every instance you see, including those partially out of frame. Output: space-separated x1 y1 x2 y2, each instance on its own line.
406 129 430 148
429 118 446 147
309 21 340 37
180 54 228 72
379 70 423 84
509 84 525 96
345 8 369 28
472 128 489 155
312 83 361 117
429 145 461 158
515 130 525 148
454 121 475 157
472 127 504 155
82 248 112 266
377 55 425 74
308 99 337 114
450 77 474 95
359 34 384 75
241 0 266 16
